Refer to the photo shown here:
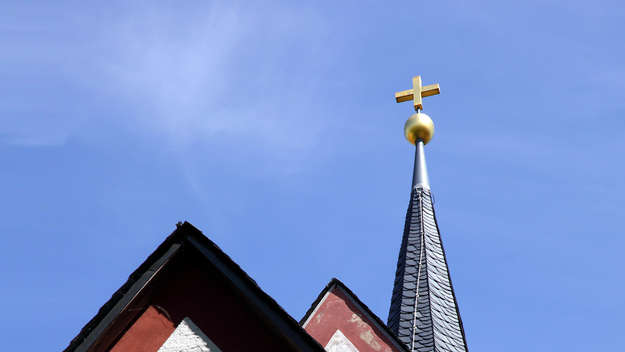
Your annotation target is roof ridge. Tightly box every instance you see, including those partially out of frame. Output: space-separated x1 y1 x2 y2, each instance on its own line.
421 190 436 352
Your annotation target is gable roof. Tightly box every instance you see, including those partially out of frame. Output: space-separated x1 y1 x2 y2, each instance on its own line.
301 278 409 352
65 221 324 352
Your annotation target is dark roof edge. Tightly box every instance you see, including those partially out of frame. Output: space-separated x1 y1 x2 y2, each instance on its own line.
64 223 187 352
300 278 409 352
182 223 324 352
65 221 324 352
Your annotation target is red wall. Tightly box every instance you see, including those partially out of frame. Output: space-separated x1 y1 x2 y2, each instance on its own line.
110 306 175 352
304 287 401 352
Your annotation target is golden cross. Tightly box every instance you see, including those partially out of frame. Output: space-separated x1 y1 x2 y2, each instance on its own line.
395 75 440 111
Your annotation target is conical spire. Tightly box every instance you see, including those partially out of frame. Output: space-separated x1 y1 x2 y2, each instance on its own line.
388 77 468 351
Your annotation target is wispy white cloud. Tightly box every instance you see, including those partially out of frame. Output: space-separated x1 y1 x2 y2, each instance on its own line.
97 3 333 153
1 2 335 157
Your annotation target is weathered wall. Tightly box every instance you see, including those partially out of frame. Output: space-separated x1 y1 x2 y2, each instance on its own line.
304 287 402 352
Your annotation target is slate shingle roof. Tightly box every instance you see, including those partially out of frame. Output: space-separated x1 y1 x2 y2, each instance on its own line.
387 186 468 352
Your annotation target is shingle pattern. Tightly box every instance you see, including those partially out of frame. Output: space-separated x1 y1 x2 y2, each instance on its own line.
387 187 468 352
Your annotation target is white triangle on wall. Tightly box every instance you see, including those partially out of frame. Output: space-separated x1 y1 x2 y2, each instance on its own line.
158 317 222 352
325 329 360 352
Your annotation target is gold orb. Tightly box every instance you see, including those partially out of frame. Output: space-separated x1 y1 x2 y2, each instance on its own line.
404 112 434 145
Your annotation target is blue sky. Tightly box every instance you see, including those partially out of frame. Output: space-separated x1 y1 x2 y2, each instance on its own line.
2 1 625 350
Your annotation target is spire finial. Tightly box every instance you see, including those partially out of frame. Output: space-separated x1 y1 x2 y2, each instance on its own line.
394 75 440 189
395 75 439 145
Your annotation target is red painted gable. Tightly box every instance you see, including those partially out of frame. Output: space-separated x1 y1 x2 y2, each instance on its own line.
65 223 325 352
303 282 405 352
94 246 297 351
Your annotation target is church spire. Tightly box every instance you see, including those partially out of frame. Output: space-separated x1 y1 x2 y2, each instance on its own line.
387 76 468 351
